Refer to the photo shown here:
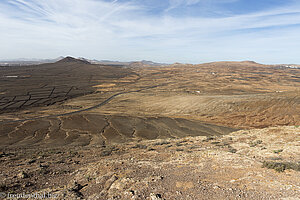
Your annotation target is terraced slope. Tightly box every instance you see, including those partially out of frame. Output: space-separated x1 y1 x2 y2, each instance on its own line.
0 114 236 148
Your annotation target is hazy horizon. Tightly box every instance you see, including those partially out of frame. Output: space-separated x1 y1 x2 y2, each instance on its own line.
1 55 300 65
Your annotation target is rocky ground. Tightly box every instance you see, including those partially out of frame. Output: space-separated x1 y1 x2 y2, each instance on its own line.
0 126 299 199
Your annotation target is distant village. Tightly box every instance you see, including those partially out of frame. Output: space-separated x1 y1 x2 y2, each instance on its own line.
284 65 300 69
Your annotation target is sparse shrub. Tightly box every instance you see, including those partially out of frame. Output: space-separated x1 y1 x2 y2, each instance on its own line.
211 141 220 145
262 161 300 172
262 161 286 172
178 140 188 144
0 184 8 192
249 140 263 147
39 168 50 175
203 136 215 142
269 157 282 161
175 148 184 151
110 146 119 151
222 142 230 146
154 141 171 146
100 150 112 157
256 140 263 144
228 148 237 153
132 144 147 149
68 151 79 157
47 149 61 155
175 143 183 147
273 149 283 154
85 175 94 181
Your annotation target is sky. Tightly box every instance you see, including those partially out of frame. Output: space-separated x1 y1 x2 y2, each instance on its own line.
1 0 300 64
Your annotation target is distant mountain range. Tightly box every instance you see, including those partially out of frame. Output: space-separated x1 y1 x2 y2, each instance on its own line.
0 57 64 66
0 56 168 67
2 57 299 69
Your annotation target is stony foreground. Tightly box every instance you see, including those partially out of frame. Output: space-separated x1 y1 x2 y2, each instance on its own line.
1 126 299 199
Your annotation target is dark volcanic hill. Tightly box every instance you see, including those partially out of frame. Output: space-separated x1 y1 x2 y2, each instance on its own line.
56 56 91 64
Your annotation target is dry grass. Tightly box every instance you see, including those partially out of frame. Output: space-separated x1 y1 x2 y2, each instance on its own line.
262 161 300 172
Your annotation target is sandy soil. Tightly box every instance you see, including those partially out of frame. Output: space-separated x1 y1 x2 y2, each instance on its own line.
97 91 300 129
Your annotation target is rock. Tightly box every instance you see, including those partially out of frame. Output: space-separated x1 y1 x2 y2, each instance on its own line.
213 185 220 189
147 175 164 182
150 193 164 200
103 175 118 190
18 171 29 179
28 159 36 164
24 182 34 187
0 152 11 158
39 164 49 168
129 190 135 195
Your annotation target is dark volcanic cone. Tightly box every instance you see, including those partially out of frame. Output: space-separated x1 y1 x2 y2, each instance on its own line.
56 56 91 64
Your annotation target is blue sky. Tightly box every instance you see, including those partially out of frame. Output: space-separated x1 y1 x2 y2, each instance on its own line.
1 0 300 64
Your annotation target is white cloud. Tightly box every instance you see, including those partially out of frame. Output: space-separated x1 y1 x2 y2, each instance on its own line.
165 0 239 12
0 0 300 63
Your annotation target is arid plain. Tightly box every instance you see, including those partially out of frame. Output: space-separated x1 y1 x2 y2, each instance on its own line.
0 58 299 199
